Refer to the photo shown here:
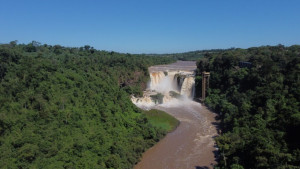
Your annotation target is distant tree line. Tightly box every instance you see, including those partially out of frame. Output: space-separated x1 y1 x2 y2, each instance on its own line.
146 49 231 61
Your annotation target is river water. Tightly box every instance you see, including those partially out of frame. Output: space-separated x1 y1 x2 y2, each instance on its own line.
133 61 219 169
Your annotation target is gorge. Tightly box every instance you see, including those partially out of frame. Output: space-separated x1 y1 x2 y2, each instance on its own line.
132 61 218 169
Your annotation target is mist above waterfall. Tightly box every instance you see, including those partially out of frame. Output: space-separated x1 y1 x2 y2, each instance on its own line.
132 66 196 109
150 71 195 97
150 71 177 93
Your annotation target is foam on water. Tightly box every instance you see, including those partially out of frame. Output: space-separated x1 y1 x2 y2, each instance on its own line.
132 67 196 109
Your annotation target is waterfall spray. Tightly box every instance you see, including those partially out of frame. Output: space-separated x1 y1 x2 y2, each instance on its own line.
132 69 196 108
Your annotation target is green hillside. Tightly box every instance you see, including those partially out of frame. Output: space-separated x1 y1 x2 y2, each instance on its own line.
0 41 174 169
196 45 300 168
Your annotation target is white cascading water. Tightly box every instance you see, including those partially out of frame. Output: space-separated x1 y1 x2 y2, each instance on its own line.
150 71 195 96
150 71 178 93
133 61 218 169
180 76 195 98
132 70 195 108
149 72 165 90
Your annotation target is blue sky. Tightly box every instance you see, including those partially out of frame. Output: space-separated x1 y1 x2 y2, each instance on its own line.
1 0 300 53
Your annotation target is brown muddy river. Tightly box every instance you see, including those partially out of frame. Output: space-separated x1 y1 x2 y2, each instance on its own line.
134 102 218 169
133 61 219 169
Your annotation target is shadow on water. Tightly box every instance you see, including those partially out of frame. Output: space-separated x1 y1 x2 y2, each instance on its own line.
213 149 219 162
211 121 221 134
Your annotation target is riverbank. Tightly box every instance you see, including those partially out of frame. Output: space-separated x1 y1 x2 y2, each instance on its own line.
135 101 219 169
132 61 219 169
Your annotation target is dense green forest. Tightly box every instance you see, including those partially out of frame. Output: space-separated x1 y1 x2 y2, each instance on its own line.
196 45 300 168
2 41 299 169
146 49 230 61
0 41 175 168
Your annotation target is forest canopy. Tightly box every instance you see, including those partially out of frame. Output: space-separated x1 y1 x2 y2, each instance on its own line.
196 45 300 169
1 41 299 169
0 41 174 169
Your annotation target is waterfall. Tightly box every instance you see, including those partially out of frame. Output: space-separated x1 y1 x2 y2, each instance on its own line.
132 70 195 108
174 75 185 92
150 71 195 98
180 76 195 98
150 72 165 90
150 71 178 93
